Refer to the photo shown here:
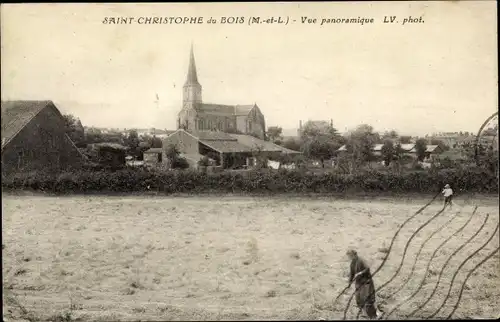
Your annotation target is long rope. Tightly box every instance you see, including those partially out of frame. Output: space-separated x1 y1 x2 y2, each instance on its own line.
407 212 490 318
341 191 441 320
384 206 478 319
446 247 500 319
354 203 448 319
427 223 499 318
388 210 462 299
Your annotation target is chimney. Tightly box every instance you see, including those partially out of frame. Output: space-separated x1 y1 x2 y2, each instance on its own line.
299 120 303 129
330 119 333 127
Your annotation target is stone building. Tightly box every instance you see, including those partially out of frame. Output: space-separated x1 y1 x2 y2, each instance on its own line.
177 45 266 140
1 100 86 174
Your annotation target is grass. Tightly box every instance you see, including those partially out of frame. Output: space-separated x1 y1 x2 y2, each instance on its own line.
2 193 499 321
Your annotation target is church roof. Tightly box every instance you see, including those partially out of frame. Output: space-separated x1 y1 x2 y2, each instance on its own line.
195 103 235 115
234 105 255 116
185 44 200 86
195 103 257 116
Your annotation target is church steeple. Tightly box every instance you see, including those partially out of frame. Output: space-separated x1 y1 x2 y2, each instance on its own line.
185 44 200 86
183 43 202 105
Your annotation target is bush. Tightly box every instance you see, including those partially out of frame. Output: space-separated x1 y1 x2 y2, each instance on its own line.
172 157 189 169
1 165 497 195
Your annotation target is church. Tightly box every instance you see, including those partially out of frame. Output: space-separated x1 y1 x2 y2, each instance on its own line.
177 45 267 140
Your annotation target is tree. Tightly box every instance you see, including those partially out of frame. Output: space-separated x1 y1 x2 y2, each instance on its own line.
414 138 427 162
381 140 395 166
344 124 380 171
125 130 140 148
149 135 162 148
391 143 406 173
165 144 180 161
299 120 345 167
63 114 85 146
125 130 140 158
430 139 449 151
399 135 412 144
382 130 399 141
280 137 302 152
300 120 340 141
267 126 283 143
302 137 338 168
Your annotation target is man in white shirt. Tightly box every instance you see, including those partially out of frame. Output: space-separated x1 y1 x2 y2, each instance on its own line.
442 184 453 208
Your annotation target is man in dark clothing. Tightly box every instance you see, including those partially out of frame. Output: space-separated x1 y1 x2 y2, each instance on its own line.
347 249 379 319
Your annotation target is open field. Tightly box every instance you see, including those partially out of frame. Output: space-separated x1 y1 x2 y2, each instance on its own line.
2 194 499 321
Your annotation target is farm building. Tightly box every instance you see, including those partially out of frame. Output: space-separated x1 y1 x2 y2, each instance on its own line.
161 129 301 169
143 147 163 165
86 143 127 168
1 100 86 174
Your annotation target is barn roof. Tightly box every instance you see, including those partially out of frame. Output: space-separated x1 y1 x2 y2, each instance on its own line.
196 130 237 141
409 144 440 153
199 139 254 153
172 129 300 154
1 100 61 150
229 133 301 154
144 147 163 153
90 142 128 151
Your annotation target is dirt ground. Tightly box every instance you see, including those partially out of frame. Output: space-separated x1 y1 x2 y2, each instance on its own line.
2 193 499 321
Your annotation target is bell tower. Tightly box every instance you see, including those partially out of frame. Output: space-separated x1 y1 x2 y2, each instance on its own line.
183 44 202 107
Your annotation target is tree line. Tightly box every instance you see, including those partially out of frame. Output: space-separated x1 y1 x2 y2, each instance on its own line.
63 114 162 160
266 121 496 174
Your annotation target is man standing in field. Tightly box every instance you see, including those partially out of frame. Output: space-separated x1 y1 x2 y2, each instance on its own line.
442 184 454 208
346 249 380 319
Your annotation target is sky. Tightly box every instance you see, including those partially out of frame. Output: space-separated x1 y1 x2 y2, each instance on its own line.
1 2 497 136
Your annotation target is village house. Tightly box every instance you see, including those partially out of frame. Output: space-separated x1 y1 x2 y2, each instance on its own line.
161 129 300 169
1 100 86 174
143 147 163 165
86 142 128 168
337 143 444 161
177 45 266 140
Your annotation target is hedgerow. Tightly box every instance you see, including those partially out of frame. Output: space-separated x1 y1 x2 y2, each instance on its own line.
1 166 497 194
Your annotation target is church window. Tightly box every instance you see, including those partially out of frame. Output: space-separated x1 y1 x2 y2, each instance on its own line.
198 119 203 130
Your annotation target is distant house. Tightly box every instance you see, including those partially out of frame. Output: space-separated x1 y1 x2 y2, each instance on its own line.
162 129 300 169
87 142 127 168
337 143 443 160
1 100 86 174
143 147 163 165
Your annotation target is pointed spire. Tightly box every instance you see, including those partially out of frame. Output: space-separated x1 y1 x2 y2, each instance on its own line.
185 43 199 85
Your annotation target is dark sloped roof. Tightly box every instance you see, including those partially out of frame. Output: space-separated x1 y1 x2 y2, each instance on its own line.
196 103 235 115
90 142 128 151
196 130 237 141
144 147 163 153
200 139 255 153
234 105 255 116
1 100 59 149
179 129 301 154
229 133 301 154
194 103 257 116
